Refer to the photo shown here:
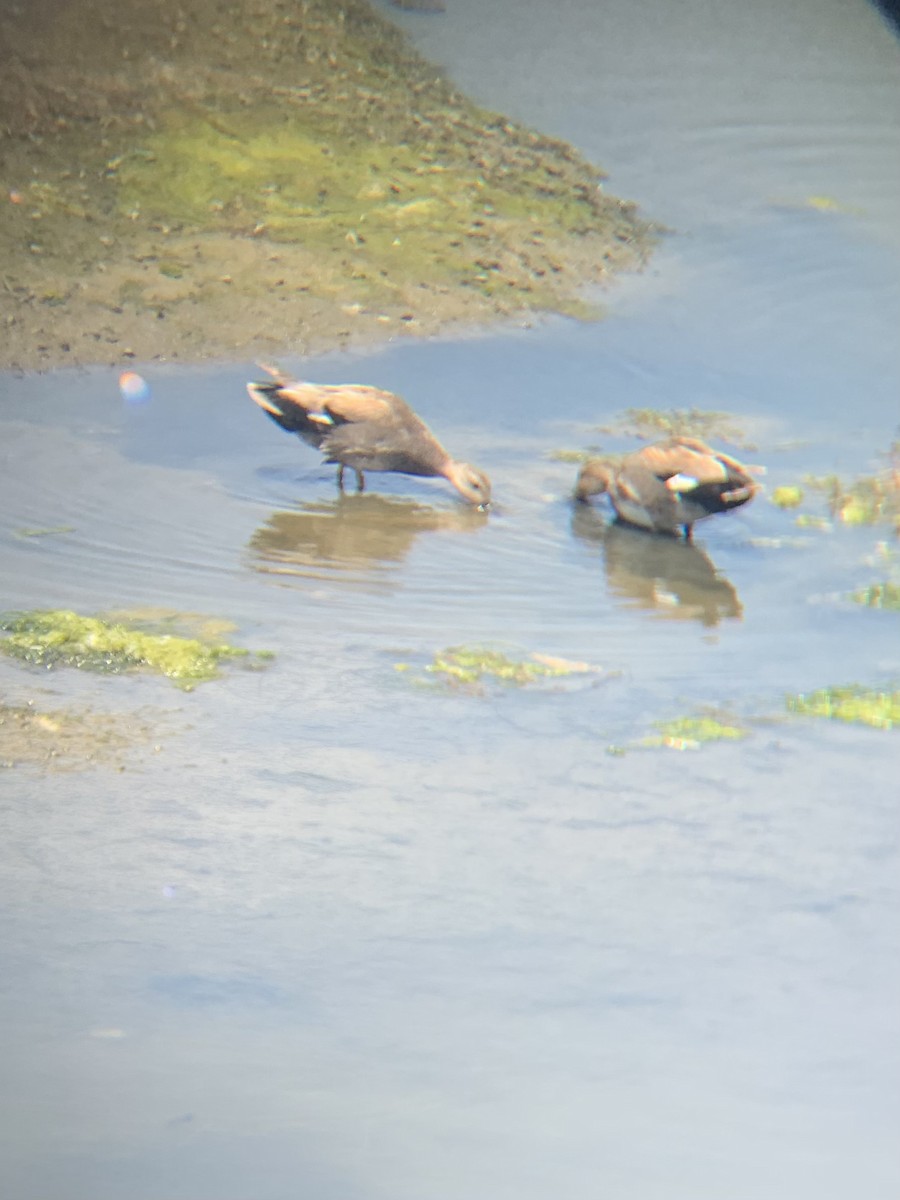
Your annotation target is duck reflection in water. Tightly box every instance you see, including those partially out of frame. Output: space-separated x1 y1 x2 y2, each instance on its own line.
571 506 743 626
248 493 488 581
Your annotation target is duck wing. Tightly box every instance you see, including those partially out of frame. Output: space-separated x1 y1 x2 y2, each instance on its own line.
249 369 451 478
316 385 405 425
638 440 731 487
321 412 450 477
248 373 403 448
258 382 397 424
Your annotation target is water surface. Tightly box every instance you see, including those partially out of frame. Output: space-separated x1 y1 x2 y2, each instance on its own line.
2 1 899 1197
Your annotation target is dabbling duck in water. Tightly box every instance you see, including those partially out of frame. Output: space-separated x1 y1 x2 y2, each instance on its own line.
247 364 491 507
574 436 761 538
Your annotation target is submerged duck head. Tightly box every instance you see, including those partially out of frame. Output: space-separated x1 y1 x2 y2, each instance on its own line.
574 459 615 502
444 461 492 508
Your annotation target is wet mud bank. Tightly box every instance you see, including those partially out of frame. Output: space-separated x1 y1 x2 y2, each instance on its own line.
0 0 654 372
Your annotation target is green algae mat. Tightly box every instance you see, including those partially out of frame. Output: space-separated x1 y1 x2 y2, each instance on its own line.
0 609 272 690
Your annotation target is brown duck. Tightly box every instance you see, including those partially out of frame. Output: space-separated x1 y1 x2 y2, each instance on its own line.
247 365 491 507
574 436 761 537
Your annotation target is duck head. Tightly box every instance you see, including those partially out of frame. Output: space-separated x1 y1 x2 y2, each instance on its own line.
444 461 492 507
574 459 614 502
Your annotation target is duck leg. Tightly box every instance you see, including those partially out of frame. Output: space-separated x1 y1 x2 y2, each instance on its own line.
355 469 366 493
336 464 346 491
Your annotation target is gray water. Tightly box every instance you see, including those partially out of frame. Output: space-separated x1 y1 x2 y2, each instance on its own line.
2 1 900 1197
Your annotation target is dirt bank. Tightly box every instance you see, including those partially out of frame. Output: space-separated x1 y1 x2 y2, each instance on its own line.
0 0 655 371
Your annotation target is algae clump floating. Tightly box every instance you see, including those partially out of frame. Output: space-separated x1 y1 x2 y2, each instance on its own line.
771 486 804 509
0 609 271 690
395 645 600 691
786 686 900 729
547 448 598 464
849 582 900 612
848 544 900 611
642 715 748 751
597 408 752 448
803 439 900 531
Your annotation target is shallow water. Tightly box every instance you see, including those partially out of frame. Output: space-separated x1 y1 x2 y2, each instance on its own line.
2 1 900 1197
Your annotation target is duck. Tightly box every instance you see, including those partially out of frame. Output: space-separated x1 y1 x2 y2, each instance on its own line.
574 436 761 538
247 364 491 507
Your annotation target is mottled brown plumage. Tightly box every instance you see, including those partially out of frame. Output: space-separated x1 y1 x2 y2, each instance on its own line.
247 365 491 506
574 437 761 537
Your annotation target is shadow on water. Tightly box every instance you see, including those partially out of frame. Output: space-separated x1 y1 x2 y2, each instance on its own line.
247 493 489 585
571 507 743 626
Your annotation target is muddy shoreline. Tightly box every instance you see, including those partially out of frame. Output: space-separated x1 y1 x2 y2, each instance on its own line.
0 0 654 372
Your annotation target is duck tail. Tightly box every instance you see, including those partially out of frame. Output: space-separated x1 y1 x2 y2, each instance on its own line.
246 381 310 435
